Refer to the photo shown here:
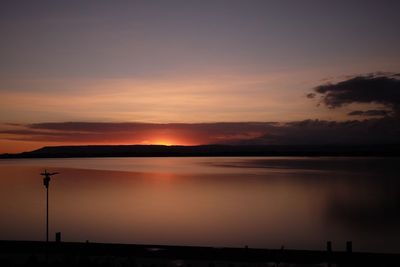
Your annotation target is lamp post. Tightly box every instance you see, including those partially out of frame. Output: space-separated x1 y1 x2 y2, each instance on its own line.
40 170 59 242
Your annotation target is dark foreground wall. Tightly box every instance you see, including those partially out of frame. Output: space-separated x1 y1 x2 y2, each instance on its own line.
0 241 399 267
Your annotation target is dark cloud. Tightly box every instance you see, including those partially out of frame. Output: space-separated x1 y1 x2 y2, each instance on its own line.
347 109 390 117
28 122 278 133
309 73 400 116
305 93 316 99
0 129 60 136
233 118 400 145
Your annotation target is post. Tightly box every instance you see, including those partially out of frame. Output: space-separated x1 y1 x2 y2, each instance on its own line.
46 185 49 243
56 232 61 243
327 241 332 253
326 241 332 267
346 241 352 253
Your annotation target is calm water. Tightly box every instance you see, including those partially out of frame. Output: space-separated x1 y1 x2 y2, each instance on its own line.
0 157 399 253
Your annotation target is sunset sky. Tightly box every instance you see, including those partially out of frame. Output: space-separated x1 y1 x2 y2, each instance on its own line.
1 0 400 153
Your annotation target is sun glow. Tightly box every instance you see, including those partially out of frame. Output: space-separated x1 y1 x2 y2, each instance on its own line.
138 135 202 146
140 139 179 146
152 140 174 146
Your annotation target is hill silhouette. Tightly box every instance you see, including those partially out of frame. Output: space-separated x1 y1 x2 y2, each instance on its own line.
1 144 400 158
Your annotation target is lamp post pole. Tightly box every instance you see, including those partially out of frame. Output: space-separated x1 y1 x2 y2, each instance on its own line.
41 170 59 243
46 182 49 242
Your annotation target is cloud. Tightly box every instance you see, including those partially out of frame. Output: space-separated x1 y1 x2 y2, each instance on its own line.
233 118 400 145
309 72 400 116
347 109 390 117
305 93 316 99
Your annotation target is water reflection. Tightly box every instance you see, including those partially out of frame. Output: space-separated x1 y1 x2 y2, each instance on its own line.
326 179 400 229
0 157 399 253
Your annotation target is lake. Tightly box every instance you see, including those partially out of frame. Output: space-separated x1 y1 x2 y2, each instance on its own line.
0 157 399 253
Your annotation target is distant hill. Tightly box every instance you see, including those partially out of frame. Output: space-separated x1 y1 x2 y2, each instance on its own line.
1 144 400 158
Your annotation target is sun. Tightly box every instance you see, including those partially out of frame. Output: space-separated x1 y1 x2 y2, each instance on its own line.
140 139 177 146
139 134 197 146
152 140 174 146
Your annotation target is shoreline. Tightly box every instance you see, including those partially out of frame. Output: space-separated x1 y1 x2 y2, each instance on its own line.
1 144 400 159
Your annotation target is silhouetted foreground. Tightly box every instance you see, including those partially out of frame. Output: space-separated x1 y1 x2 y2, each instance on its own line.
1 241 399 267
1 144 400 158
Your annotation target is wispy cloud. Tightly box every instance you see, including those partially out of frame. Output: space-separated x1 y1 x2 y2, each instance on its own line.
0 72 315 123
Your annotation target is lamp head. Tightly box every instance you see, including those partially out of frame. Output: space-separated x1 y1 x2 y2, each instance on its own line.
41 170 59 188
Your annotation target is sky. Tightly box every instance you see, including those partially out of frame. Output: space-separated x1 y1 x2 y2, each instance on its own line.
1 0 400 153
